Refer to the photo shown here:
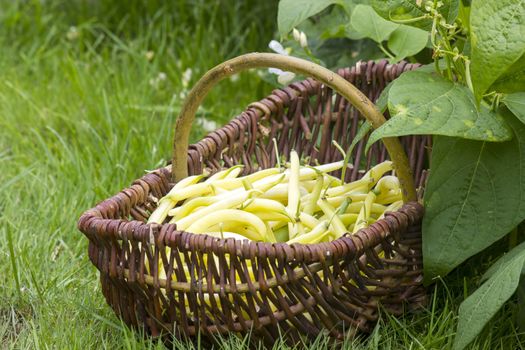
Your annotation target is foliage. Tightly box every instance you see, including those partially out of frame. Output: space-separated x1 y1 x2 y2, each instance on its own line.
276 0 525 348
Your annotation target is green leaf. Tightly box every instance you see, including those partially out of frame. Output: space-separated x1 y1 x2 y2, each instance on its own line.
457 1 471 29
482 241 525 282
341 121 372 181
375 82 392 113
277 0 337 36
469 0 525 103
297 6 350 40
371 0 459 30
453 247 525 350
350 4 399 43
423 112 525 282
489 54 525 94
503 93 525 124
387 24 428 61
367 71 512 149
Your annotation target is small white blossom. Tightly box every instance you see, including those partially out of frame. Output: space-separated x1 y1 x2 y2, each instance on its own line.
197 117 218 132
268 40 288 55
268 68 285 75
182 68 192 88
267 41 295 85
149 72 167 89
268 68 296 85
292 28 301 42
277 71 296 85
299 32 308 48
268 68 295 85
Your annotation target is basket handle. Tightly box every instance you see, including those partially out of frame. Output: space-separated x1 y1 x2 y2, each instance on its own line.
173 53 417 202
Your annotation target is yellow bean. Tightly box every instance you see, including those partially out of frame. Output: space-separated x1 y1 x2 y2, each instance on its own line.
186 209 266 241
353 191 377 233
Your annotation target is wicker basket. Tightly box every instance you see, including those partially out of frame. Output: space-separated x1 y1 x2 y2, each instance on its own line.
78 54 429 346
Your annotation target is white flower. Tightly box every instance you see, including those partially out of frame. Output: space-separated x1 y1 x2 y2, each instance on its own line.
268 68 284 75
268 40 288 55
197 117 218 132
268 68 296 85
149 72 167 89
299 32 308 48
267 40 296 85
277 72 296 85
182 68 192 88
292 28 301 42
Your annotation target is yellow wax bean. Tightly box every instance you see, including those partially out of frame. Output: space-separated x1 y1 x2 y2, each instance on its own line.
376 190 402 205
242 198 288 215
298 212 320 229
262 184 308 203
353 191 377 233
317 199 348 238
378 200 404 219
186 209 266 241
205 165 244 183
374 175 401 195
175 190 257 230
269 220 288 230
287 221 330 245
169 196 218 220
273 225 289 242
165 182 212 202
288 150 301 239
338 213 359 227
148 174 206 224
324 178 372 197
303 176 324 215
214 168 281 190
247 210 294 223
345 202 386 214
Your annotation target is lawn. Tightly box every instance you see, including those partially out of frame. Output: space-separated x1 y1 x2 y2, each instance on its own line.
0 1 523 349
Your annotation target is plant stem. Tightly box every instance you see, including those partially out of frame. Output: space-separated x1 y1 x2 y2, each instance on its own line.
378 42 395 60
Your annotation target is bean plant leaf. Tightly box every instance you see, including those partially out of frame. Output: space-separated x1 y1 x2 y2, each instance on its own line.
372 0 459 30
278 0 337 36
470 0 525 103
502 93 525 125
423 112 525 282
375 81 392 113
489 54 525 94
482 241 525 282
453 246 525 350
367 70 512 150
341 121 372 182
350 4 399 43
387 25 429 61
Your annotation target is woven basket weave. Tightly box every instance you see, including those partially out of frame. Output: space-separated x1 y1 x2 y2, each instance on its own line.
78 55 429 346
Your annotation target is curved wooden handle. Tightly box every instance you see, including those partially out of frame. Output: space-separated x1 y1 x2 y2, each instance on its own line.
173 53 417 201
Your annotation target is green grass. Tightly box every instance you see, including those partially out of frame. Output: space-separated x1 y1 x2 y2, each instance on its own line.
0 1 523 349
